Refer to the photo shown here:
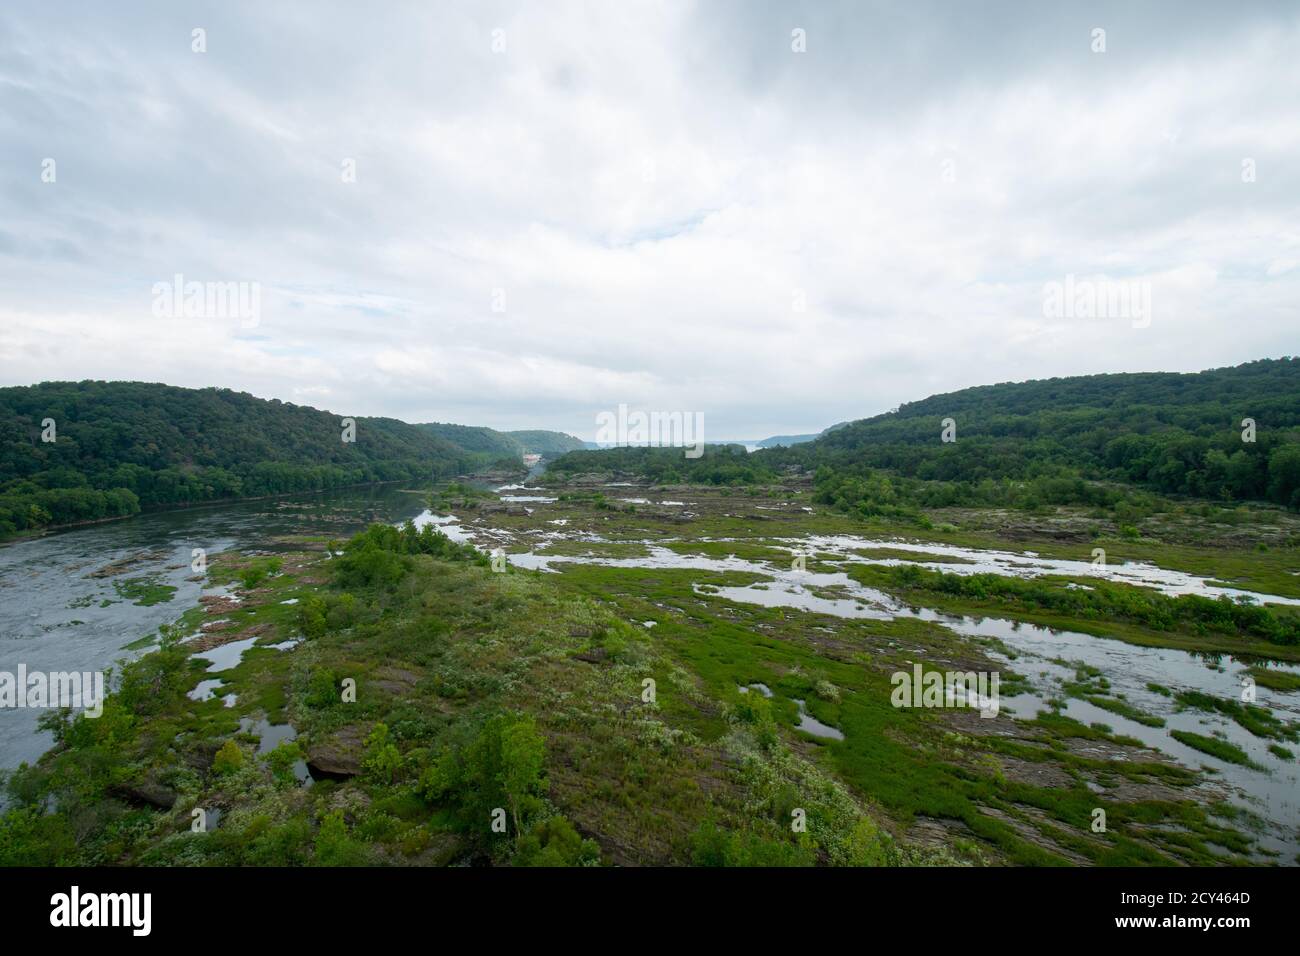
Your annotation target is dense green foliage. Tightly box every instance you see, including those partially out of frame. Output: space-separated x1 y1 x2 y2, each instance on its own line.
768 358 1300 508
330 521 486 589
548 444 779 485
551 359 1300 512
415 423 584 461
414 422 522 462
0 381 483 536
810 464 1163 527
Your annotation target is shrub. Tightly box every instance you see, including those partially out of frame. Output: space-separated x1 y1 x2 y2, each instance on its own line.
361 723 403 785
514 816 600 867
264 741 304 787
417 713 547 837
0 805 77 866
238 557 281 589
305 669 339 708
313 809 367 866
213 740 245 775
689 819 814 867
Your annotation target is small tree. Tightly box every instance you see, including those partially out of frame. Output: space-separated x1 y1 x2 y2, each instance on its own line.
499 716 545 836
362 723 402 784
213 739 244 775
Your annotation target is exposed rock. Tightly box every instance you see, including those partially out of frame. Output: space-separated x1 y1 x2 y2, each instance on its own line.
189 622 271 652
371 666 420 696
182 740 222 773
112 779 178 810
306 725 367 779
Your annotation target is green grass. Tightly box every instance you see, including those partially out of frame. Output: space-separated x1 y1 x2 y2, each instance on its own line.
112 576 177 606
1083 695 1166 728
550 559 1250 865
1248 667 1300 693
1174 691 1299 741
1169 730 1263 769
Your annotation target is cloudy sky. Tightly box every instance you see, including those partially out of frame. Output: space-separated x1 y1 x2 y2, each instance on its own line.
1 1 1297 439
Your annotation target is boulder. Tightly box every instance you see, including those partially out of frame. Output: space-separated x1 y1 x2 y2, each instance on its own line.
111 779 177 810
306 726 367 779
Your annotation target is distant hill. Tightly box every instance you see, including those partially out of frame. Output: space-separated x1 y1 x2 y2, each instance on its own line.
551 359 1300 509
761 358 1300 507
0 381 573 538
416 424 584 460
751 433 817 448
747 423 850 448
416 423 520 461
504 430 586 456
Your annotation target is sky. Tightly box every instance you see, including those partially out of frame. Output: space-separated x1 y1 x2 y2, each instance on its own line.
1 0 1297 440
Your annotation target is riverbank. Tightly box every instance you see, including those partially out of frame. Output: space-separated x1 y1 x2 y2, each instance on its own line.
0 477 461 546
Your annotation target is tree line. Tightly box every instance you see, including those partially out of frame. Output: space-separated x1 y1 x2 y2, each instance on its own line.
551 358 1300 511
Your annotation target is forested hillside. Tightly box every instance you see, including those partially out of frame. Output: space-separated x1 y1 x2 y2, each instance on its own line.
550 359 1300 516
415 422 521 462
0 382 475 536
765 358 1300 509
504 429 586 456
415 423 584 460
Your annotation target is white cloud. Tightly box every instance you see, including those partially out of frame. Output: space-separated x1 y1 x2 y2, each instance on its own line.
1 0 1297 438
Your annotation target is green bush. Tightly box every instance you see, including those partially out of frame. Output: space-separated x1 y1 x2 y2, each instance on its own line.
313 809 368 866
418 713 547 837
690 819 814 867
238 557 282 589
361 724 403 785
514 816 600 867
305 669 339 707
0 805 77 866
213 740 245 775
264 740 304 787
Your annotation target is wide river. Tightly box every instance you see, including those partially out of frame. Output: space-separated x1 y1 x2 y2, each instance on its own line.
0 485 428 771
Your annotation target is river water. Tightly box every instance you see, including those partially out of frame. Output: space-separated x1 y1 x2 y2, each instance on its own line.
0 486 427 770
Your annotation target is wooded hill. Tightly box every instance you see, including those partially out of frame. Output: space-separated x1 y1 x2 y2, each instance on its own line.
550 358 1300 514
415 423 584 459
765 358 1300 508
0 381 574 537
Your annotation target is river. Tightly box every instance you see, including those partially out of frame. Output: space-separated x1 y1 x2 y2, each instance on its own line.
0 485 428 771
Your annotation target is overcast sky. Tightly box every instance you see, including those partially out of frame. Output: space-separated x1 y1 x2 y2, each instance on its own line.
1 1 1297 439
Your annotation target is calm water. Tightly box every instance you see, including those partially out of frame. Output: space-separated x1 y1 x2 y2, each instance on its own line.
0 485 427 770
